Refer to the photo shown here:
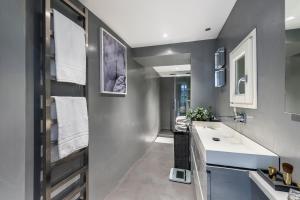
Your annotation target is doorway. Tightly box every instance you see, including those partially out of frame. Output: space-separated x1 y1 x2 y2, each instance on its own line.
133 53 191 137
155 65 191 136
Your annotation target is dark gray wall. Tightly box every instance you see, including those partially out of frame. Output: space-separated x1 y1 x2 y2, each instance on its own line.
26 0 40 199
133 40 216 110
160 77 174 130
87 11 160 199
215 0 300 181
0 0 33 199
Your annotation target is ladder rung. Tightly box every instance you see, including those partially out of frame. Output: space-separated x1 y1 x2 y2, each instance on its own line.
62 183 86 200
51 166 87 192
51 148 87 168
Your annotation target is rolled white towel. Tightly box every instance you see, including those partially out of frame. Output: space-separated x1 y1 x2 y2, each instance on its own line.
175 124 188 132
175 116 190 126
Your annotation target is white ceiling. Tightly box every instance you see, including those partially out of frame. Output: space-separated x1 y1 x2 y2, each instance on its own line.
134 53 191 67
79 0 237 47
285 0 300 30
153 64 191 77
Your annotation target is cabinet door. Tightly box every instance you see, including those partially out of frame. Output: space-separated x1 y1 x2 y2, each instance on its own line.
207 166 251 200
250 180 269 200
191 133 208 200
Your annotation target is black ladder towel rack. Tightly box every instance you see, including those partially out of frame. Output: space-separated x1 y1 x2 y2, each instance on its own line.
40 0 89 199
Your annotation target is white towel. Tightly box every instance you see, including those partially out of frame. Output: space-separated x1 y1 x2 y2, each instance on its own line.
52 96 89 159
175 124 188 132
53 10 86 85
176 116 190 124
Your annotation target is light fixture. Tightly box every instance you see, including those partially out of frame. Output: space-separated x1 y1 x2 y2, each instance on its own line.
163 33 168 38
286 16 295 21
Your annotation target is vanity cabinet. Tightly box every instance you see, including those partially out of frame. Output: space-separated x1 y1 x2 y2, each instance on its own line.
191 135 208 200
191 129 252 200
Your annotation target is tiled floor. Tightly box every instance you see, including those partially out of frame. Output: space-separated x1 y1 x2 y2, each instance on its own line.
158 130 174 138
105 138 195 200
154 136 174 144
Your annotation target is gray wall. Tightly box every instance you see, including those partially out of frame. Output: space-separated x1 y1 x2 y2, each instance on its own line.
133 40 216 110
0 0 34 199
87 11 160 199
160 77 174 130
215 0 300 181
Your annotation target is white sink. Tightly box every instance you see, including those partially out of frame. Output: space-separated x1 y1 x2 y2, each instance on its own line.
192 121 279 169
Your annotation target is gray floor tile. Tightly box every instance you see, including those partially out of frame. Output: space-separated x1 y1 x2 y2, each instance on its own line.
105 142 195 200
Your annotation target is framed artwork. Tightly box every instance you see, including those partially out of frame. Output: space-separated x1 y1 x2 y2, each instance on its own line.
100 28 127 95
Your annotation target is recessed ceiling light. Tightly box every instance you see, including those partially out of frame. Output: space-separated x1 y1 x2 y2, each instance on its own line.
205 27 211 32
163 33 168 38
286 16 295 21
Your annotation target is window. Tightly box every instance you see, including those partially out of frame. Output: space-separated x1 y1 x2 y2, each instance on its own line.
230 29 257 109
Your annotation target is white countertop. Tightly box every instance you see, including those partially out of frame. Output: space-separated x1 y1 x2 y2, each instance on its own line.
249 171 288 200
192 121 279 169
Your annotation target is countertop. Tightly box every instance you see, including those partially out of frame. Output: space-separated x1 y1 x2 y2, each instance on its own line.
249 171 288 200
192 121 279 169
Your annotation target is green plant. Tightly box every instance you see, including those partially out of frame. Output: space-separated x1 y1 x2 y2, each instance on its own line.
186 106 214 121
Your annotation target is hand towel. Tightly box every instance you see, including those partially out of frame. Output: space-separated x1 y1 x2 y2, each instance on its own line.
53 10 86 85
176 116 190 125
52 96 89 159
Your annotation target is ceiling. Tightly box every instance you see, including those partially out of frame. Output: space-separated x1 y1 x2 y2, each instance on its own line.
153 65 191 77
285 0 300 30
79 0 237 48
134 53 191 67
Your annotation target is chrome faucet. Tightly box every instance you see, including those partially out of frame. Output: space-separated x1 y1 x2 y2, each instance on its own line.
234 112 247 123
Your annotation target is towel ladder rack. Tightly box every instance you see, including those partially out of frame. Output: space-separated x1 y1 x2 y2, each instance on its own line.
39 0 89 199
48 1 85 18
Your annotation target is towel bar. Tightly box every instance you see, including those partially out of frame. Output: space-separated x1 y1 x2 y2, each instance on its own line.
51 166 87 192
51 119 58 125
51 140 58 145
51 147 87 168
62 0 86 18
39 0 89 199
52 183 86 200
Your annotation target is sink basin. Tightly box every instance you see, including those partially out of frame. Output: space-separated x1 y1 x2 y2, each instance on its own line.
192 121 279 169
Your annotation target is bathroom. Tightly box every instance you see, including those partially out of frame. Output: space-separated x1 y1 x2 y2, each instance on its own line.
0 0 300 199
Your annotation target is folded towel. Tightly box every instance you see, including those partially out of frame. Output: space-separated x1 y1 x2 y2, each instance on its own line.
175 116 190 132
53 10 86 85
176 116 190 124
52 96 89 159
175 124 188 132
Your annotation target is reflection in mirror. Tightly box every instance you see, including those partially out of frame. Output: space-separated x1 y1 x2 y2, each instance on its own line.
235 55 246 95
285 0 300 114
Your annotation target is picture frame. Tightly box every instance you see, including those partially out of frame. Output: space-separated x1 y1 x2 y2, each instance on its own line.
100 28 127 95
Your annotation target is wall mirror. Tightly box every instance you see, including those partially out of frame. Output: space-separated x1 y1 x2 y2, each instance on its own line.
285 0 300 115
230 29 257 109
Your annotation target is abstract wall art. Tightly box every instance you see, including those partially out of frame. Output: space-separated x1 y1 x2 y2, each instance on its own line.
100 28 127 95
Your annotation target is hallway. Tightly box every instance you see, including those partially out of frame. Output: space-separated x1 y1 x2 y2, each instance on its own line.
105 139 195 200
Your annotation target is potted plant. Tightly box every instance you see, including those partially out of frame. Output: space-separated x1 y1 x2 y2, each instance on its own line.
186 106 214 122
